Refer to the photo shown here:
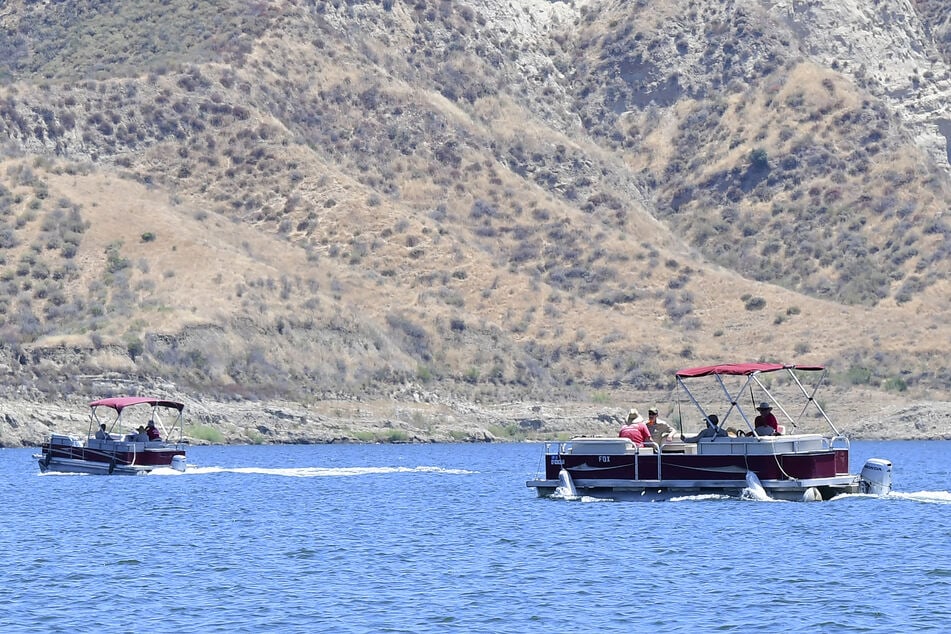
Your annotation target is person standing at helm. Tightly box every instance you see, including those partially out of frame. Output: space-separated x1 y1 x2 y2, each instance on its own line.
754 402 780 436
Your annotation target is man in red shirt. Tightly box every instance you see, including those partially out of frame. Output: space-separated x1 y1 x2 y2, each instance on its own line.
754 402 780 435
619 419 652 446
146 420 162 441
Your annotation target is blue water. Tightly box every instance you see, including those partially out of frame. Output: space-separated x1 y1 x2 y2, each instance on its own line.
2 441 949 633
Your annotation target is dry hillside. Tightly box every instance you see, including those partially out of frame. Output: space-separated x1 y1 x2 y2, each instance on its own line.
0 0 950 444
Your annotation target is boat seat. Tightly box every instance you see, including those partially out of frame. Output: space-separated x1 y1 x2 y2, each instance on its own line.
566 438 643 455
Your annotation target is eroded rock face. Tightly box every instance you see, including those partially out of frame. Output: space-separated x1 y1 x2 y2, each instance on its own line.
766 0 951 168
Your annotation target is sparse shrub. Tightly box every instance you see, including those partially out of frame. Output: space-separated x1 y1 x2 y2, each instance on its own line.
845 366 872 385
187 425 225 443
126 338 144 360
105 242 130 273
416 365 433 382
744 296 766 310
882 377 907 392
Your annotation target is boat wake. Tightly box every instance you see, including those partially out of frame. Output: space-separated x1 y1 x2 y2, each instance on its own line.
549 490 611 503
891 490 951 504
146 467 188 476
823 490 951 504
163 465 475 478
669 493 732 502
740 471 778 502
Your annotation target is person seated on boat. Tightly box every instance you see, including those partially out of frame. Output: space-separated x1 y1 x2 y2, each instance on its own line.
754 402 780 436
133 426 149 442
94 423 110 440
645 406 676 444
684 415 727 442
618 416 652 447
146 420 161 441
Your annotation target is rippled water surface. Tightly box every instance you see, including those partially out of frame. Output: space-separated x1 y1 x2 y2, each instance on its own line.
3 441 949 632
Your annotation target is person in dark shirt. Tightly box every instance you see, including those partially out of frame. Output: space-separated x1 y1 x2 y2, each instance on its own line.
685 414 726 442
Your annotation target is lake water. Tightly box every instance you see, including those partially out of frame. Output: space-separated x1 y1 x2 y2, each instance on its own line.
3 441 949 633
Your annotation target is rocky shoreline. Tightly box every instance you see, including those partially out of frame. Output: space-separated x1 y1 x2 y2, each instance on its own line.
4 390 951 448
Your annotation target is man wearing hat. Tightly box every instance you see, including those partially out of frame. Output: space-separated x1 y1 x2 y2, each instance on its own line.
619 409 652 447
646 406 676 444
754 402 780 436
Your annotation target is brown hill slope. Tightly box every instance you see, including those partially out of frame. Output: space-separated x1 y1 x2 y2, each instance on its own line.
0 0 949 442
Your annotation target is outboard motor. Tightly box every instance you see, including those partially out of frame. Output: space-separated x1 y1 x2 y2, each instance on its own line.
859 458 892 495
171 455 187 473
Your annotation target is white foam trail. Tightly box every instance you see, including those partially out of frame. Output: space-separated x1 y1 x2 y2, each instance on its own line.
741 472 774 502
578 495 612 503
146 467 185 476
889 490 951 504
173 465 475 478
670 494 732 502
826 489 951 505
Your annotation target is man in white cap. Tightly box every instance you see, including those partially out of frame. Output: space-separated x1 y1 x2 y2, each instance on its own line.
754 402 780 436
626 408 644 424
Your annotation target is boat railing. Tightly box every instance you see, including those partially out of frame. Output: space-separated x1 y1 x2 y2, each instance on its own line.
642 441 661 481
830 435 850 450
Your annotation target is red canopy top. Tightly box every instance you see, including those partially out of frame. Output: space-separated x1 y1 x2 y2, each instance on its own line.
675 362 824 378
88 396 185 412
